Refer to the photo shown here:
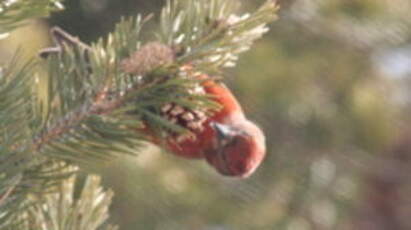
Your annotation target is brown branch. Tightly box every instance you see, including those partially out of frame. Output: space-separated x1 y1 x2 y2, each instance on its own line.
32 77 162 152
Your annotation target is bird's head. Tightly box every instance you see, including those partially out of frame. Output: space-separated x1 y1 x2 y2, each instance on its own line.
205 120 266 178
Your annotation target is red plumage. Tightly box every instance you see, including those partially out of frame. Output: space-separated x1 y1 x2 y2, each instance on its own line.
162 76 266 178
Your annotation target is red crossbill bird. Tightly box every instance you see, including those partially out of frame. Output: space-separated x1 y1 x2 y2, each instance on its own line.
159 76 266 178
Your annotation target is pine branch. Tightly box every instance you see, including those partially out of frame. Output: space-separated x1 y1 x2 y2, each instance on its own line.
0 1 117 228
21 168 117 230
35 16 154 164
159 0 279 71
0 55 72 228
35 15 219 166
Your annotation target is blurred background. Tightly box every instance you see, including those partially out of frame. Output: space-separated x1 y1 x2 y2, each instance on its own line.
2 0 411 229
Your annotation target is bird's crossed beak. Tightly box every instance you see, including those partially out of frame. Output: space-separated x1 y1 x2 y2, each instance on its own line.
209 122 234 175
210 122 233 140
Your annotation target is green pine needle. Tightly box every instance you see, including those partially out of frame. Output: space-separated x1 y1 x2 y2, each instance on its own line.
0 0 63 36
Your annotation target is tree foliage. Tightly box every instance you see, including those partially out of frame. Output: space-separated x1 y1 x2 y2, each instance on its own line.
0 0 278 229
0 0 63 35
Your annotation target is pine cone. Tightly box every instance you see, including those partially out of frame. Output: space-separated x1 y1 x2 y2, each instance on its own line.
121 42 175 75
160 100 209 142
